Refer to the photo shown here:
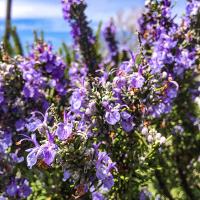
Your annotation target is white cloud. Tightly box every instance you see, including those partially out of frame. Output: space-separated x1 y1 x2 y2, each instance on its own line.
0 0 62 19
0 0 139 22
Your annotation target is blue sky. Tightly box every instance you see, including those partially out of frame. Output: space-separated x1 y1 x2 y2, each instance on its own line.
0 0 187 49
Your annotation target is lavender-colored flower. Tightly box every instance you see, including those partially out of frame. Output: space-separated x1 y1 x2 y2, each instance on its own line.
19 41 67 101
70 88 86 111
105 108 120 125
173 125 184 135
0 91 4 104
22 134 41 168
0 131 12 153
6 181 17 197
56 123 73 140
119 60 133 74
98 70 109 85
120 111 135 132
17 180 32 198
56 112 73 141
96 165 108 181
121 119 135 132
102 175 114 190
63 170 71 181
85 101 96 116
139 189 152 200
121 111 131 120
139 190 147 200
61 0 100 74
15 119 25 132
165 81 179 99
41 142 57 166
151 103 172 118
113 76 127 90
10 150 24 163
95 152 116 190
92 192 105 200
0 195 6 200
103 20 119 65
186 0 200 17
26 110 49 132
20 133 57 168
130 72 145 89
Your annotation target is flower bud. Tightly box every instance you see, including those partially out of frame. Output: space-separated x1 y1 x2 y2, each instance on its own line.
155 132 161 140
147 135 153 143
160 136 166 144
141 127 148 135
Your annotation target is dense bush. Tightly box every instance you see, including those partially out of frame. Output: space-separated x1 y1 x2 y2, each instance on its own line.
0 0 199 199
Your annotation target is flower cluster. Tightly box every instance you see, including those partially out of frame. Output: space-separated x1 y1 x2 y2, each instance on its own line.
0 0 199 199
0 42 69 199
20 108 116 199
19 42 67 101
103 20 119 66
61 0 100 74
0 60 22 114
138 1 200 199
4 179 32 199
0 129 30 200
139 0 200 77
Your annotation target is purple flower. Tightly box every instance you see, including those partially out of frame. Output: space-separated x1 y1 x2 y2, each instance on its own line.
6 181 17 197
95 152 116 190
22 85 36 98
63 170 71 181
139 191 147 200
19 41 67 100
70 89 86 111
26 147 39 168
85 101 96 116
96 152 114 174
186 0 200 16
103 175 114 189
61 0 99 74
165 81 179 99
0 195 6 200
120 111 135 132
92 192 105 200
0 91 4 104
20 133 57 168
10 150 24 163
113 76 126 89
130 72 145 89
105 107 120 125
103 20 119 65
121 111 131 120
173 125 184 135
56 111 73 141
139 189 152 200
96 165 108 180
23 134 41 168
119 60 132 74
121 119 135 132
41 142 57 165
15 119 25 132
0 131 12 153
151 103 171 117
26 109 49 132
18 180 32 198
56 123 73 141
